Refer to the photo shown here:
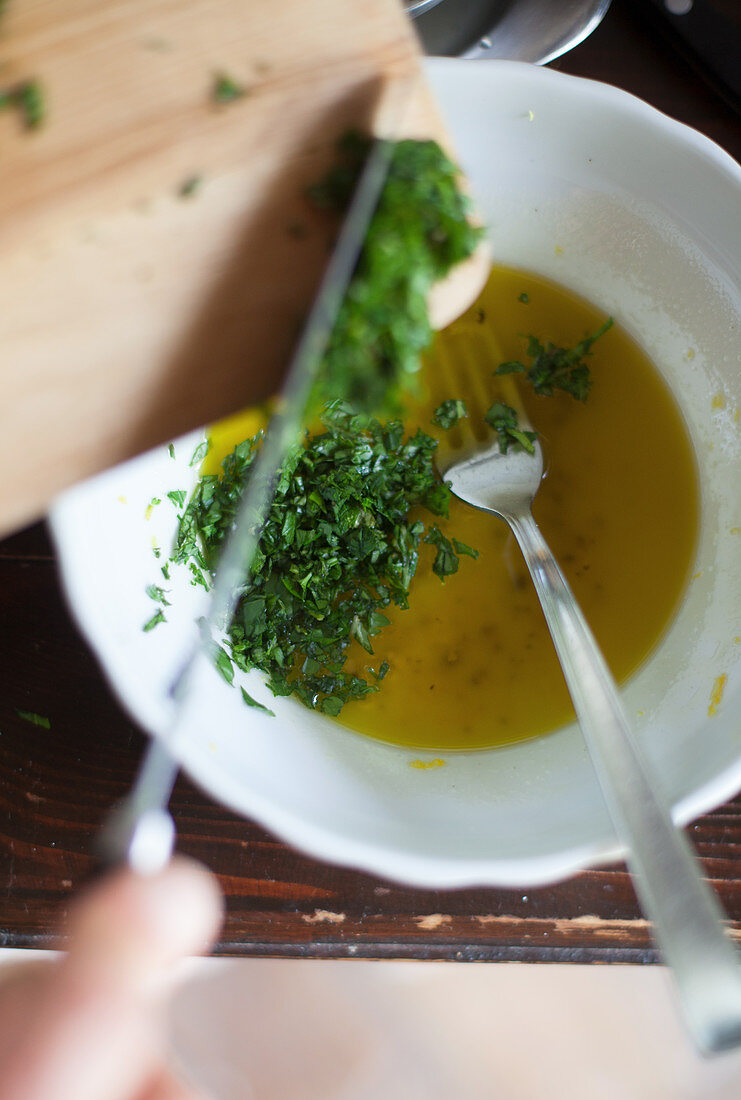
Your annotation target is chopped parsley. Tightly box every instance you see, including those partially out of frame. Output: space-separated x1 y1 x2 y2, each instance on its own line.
143 609 167 632
190 439 210 467
423 526 462 579
452 539 479 560
486 319 613 452
0 79 46 130
213 645 234 685
212 73 247 104
518 292 530 304
308 132 483 414
432 399 467 430
484 403 538 455
146 584 170 605
167 489 187 509
149 136 483 717
241 686 275 716
495 318 613 402
179 174 203 199
15 709 51 730
171 403 468 715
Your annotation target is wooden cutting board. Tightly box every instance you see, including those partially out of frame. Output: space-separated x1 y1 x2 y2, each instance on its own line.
0 0 451 537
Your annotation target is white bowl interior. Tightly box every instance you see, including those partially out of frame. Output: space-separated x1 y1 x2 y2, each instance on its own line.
50 60 741 888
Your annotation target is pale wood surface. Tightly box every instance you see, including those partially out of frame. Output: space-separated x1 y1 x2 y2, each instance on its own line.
0 0 448 537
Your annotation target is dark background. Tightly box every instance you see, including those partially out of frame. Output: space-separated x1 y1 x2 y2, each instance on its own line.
1 0 739 960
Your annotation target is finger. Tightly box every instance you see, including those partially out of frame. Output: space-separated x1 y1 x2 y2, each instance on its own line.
134 1066 212 1100
67 855 223 995
0 857 223 1100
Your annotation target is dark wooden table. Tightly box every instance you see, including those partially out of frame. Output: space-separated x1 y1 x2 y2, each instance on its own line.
1 0 740 962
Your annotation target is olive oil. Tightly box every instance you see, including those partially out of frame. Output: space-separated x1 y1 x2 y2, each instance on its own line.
205 266 700 753
338 266 700 750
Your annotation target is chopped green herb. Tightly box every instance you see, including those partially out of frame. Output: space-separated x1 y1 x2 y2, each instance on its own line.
308 132 483 414
0 79 46 130
149 497 162 508
452 539 479 560
172 403 463 715
142 36 173 52
432 399 467 430
495 318 613 402
15 709 51 730
145 584 171 605
168 443 176 459
213 645 234 685
424 526 461 579
18 80 45 128
240 686 275 716
484 403 538 455
189 562 209 589
179 175 203 199
161 561 171 580
190 439 210 467
212 73 247 104
167 489 187 509
518 292 530 304
143 609 167 631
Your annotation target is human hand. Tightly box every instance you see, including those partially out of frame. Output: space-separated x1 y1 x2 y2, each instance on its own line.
0 857 223 1100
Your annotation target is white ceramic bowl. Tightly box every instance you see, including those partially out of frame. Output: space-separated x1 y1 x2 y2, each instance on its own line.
50 60 741 888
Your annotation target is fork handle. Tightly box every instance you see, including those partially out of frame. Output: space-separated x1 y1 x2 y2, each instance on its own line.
508 508 741 1054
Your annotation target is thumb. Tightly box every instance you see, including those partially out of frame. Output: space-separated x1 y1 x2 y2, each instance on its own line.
67 855 223 994
0 857 222 1100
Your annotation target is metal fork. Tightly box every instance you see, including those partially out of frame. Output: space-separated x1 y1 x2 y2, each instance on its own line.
434 330 741 1054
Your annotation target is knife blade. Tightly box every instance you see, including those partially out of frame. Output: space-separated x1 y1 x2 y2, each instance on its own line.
97 124 398 874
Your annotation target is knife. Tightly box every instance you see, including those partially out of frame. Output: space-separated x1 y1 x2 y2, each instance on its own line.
96 125 398 875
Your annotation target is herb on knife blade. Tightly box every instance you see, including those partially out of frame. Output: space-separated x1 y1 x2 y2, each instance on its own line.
308 131 483 414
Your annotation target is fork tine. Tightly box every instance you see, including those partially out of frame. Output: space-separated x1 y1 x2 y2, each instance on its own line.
427 320 537 471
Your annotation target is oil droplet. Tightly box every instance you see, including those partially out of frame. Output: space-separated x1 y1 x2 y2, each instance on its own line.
708 674 727 717
410 758 447 770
